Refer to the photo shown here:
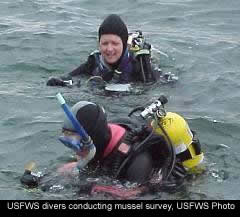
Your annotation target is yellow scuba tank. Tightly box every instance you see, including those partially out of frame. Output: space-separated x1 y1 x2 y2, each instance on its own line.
151 112 204 169
132 95 204 171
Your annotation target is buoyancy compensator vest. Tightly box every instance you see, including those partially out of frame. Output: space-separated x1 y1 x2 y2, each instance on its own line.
101 116 172 184
90 31 153 83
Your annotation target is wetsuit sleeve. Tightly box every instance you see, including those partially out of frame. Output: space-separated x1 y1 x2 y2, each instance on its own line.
131 59 142 81
132 57 160 82
150 65 160 81
60 55 96 79
144 58 160 82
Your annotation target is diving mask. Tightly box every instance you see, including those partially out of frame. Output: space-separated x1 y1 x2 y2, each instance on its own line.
59 130 83 153
59 129 96 169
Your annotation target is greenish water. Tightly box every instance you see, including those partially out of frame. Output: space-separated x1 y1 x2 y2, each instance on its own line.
0 0 240 199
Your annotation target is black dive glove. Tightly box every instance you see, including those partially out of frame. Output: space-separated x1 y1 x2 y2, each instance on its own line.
20 170 41 188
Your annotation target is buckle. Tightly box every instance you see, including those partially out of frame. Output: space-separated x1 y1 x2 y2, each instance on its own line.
118 143 131 155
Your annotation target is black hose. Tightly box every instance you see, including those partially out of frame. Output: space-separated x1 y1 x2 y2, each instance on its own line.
115 128 154 178
128 107 145 117
139 56 146 83
157 122 176 180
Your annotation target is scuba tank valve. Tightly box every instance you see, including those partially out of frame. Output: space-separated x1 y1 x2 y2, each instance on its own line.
140 95 168 119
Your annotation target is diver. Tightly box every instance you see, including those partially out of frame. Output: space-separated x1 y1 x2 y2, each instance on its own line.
21 94 204 198
46 14 166 87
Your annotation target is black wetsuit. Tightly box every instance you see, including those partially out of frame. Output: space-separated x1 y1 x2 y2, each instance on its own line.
60 50 160 83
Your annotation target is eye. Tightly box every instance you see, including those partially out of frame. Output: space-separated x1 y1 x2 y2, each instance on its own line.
101 41 108 46
112 41 120 46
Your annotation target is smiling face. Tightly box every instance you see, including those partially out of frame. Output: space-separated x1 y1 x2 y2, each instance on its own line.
99 34 123 65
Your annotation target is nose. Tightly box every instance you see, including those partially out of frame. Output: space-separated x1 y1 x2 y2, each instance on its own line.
106 43 114 52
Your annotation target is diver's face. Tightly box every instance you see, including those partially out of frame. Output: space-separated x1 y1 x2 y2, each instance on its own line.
99 34 123 65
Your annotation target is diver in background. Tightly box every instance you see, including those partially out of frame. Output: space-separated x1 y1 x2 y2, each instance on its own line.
46 14 160 87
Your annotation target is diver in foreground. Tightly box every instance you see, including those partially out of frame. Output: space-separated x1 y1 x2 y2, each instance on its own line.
21 94 204 198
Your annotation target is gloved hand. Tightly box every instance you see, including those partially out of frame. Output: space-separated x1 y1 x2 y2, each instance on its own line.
47 77 66 86
20 170 40 188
